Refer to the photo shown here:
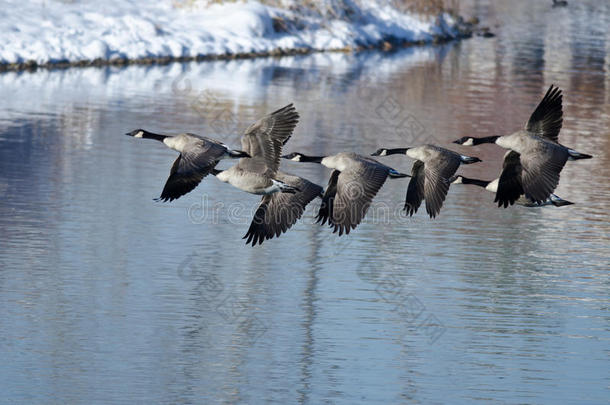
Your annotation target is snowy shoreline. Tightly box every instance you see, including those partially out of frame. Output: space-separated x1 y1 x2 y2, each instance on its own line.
0 0 475 72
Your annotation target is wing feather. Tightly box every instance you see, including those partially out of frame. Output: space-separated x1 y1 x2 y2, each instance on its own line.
243 172 322 246
330 163 388 235
404 161 425 216
422 155 460 218
494 151 524 208
157 140 226 202
519 143 569 203
316 170 340 226
238 104 299 176
525 85 563 143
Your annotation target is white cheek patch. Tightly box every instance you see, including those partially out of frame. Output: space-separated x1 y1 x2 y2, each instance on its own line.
463 138 474 146
380 150 387 156
134 131 144 138
486 179 499 192
291 156 301 162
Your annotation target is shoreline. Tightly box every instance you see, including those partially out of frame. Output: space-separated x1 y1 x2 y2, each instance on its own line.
0 25 483 74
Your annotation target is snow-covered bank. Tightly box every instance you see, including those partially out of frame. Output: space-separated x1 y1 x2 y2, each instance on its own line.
0 0 471 71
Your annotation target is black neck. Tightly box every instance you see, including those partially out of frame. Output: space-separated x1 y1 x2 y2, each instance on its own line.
211 168 223 176
298 154 324 163
472 136 499 145
461 177 491 188
141 131 168 142
383 148 408 155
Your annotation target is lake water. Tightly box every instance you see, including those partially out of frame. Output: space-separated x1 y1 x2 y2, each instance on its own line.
1 0 609 403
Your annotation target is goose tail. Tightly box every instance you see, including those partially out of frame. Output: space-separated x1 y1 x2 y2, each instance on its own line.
550 194 574 207
567 149 592 160
228 149 251 158
388 168 410 178
460 155 482 164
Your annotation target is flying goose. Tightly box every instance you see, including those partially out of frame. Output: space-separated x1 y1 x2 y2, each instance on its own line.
450 175 574 207
453 85 592 207
125 129 250 202
281 152 408 235
241 172 323 246
213 104 323 246
371 145 482 218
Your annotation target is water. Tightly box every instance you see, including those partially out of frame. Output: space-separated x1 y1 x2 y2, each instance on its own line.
1 1 609 403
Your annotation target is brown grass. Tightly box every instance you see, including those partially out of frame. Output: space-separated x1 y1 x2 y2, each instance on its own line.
391 0 460 17
174 0 460 18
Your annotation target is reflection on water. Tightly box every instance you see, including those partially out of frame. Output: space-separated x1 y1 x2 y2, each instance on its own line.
1 0 609 403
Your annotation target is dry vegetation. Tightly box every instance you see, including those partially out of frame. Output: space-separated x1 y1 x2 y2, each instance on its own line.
173 0 460 18
391 0 459 17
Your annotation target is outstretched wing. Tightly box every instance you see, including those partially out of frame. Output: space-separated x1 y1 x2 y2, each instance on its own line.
243 173 322 246
404 161 425 216
525 85 563 143
238 104 299 176
330 163 388 236
519 143 569 203
494 151 524 208
422 154 461 218
316 170 340 226
157 140 227 202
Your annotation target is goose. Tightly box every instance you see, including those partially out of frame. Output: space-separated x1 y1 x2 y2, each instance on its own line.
281 152 408 235
450 175 574 207
371 145 482 218
453 85 592 207
240 172 323 246
212 104 323 246
125 129 250 202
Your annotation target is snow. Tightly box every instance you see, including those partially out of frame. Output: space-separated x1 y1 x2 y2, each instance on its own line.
0 0 461 67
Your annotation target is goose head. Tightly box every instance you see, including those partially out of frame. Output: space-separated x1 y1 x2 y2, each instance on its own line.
371 148 389 156
450 175 464 184
371 148 409 156
125 129 170 144
453 136 475 146
282 152 305 162
126 129 147 138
